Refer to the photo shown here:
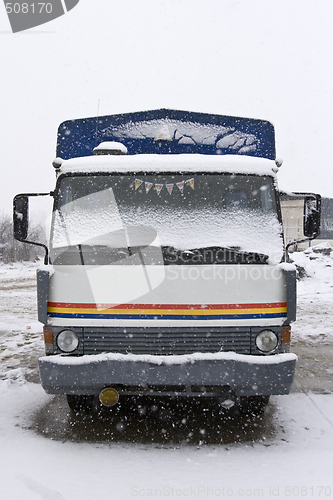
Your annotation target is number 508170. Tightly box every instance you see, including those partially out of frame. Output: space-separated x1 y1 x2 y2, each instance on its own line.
5 3 53 14
285 486 331 496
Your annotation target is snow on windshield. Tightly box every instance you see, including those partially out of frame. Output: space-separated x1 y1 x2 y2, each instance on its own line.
51 174 284 265
52 187 124 248
121 205 283 263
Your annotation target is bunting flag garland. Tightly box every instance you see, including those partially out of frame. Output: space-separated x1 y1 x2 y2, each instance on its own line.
135 179 143 190
165 183 174 195
176 180 185 193
155 183 164 195
186 178 195 190
145 182 153 193
134 178 195 195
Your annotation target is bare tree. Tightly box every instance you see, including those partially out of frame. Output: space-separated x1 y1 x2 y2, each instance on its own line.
0 213 45 263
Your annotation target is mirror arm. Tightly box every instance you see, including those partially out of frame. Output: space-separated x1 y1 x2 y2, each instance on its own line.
285 237 315 262
18 239 49 265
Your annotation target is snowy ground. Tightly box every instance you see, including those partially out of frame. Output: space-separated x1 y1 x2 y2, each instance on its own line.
0 248 333 499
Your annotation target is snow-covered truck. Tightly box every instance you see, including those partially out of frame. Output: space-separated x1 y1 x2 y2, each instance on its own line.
13 109 321 413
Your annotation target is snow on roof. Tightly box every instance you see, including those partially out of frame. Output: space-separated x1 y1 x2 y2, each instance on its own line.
93 141 128 155
59 154 278 176
57 109 276 159
102 118 259 154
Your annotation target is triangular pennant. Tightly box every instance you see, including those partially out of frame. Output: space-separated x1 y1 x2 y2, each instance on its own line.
155 183 164 195
186 178 195 190
176 180 185 193
135 179 143 190
166 183 174 195
145 182 153 194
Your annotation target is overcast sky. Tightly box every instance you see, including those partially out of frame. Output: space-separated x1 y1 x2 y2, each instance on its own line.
1 0 333 217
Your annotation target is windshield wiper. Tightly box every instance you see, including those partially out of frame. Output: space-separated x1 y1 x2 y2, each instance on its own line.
162 246 269 265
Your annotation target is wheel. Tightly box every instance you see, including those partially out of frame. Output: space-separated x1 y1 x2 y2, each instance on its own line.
66 394 95 413
240 395 270 415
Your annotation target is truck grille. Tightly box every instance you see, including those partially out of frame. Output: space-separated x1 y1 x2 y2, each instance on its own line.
83 327 251 355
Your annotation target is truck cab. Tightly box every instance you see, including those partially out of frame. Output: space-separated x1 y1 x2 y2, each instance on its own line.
13 109 320 413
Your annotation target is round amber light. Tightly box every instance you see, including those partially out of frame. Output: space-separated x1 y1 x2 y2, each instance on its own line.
99 388 119 407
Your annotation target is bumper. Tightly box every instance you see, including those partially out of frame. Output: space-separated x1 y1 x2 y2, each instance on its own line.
38 351 297 397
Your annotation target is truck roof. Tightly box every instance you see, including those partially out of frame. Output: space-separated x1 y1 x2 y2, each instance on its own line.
57 108 276 160
58 153 278 177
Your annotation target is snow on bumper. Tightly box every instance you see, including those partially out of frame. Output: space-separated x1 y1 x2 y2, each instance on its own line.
38 351 297 397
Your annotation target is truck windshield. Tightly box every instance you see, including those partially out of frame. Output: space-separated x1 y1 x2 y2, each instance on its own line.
50 173 283 265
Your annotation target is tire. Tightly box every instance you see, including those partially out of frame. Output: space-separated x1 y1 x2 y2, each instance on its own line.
66 394 95 413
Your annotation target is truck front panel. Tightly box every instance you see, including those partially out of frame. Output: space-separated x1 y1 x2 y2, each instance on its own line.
37 160 297 400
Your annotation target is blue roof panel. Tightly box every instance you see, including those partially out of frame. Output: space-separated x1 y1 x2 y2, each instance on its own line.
57 108 275 160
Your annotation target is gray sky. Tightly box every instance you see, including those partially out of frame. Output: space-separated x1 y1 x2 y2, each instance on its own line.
1 0 333 216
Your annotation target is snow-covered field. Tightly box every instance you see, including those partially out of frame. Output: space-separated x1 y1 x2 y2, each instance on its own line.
1 248 333 499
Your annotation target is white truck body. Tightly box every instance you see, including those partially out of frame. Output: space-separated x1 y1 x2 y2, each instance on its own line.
14 110 313 411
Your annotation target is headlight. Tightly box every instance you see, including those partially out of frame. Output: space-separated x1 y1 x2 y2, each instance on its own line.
57 330 79 353
255 329 278 353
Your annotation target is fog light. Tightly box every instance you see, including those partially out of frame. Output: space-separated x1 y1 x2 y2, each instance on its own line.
57 330 79 353
99 388 119 407
256 329 278 353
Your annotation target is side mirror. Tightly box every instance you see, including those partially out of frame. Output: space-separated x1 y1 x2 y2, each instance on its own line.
304 194 321 238
13 195 29 241
13 191 52 265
